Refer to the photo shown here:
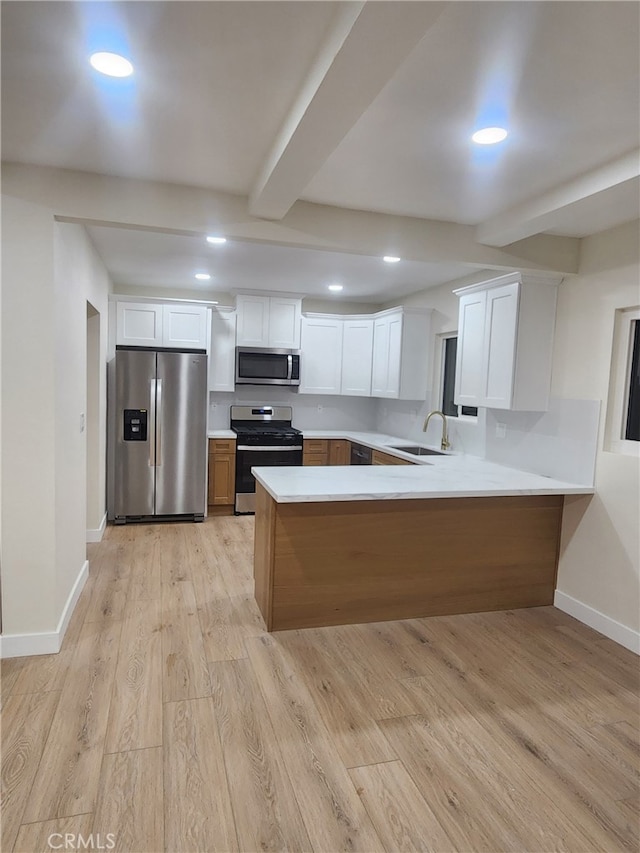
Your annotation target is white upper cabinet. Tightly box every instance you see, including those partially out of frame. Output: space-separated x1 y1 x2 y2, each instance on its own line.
454 290 487 407
163 303 209 349
341 319 373 396
454 273 559 411
299 317 343 394
116 302 208 350
209 307 237 392
371 308 432 400
268 297 302 348
116 302 163 347
236 294 301 349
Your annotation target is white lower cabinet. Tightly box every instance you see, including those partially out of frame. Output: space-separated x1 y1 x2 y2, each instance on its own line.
454 273 559 411
299 317 343 394
209 307 237 392
116 301 208 350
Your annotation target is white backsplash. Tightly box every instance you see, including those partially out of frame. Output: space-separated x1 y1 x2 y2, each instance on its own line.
211 388 600 486
209 388 376 431
484 398 600 486
374 400 487 457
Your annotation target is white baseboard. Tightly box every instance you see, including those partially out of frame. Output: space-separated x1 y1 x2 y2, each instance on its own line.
554 590 640 655
0 560 89 659
86 512 107 543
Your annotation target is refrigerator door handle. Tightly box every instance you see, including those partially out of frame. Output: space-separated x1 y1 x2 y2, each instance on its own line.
156 378 163 467
148 379 156 467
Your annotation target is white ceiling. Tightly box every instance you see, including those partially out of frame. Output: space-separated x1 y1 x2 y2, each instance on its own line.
2 1 639 300
84 225 474 303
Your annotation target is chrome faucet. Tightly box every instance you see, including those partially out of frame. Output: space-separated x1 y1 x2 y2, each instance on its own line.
422 410 451 451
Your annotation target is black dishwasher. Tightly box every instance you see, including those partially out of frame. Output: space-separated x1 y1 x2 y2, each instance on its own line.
350 443 372 465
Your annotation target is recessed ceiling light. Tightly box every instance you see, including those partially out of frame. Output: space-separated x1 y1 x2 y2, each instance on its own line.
471 127 508 145
383 256 401 264
89 52 134 78
206 236 227 245
328 284 343 292
195 273 211 281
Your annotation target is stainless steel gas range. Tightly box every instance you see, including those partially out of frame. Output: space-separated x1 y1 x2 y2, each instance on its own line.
230 405 302 514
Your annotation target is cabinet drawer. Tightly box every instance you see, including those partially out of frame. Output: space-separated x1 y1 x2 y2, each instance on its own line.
304 439 328 452
209 438 236 453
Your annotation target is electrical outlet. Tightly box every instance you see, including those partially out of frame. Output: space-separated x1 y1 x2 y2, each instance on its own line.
495 422 506 439
80 412 85 433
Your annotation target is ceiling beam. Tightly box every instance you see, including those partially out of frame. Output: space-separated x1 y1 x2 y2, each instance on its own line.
3 162 579 275
477 149 640 247
249 1 446 221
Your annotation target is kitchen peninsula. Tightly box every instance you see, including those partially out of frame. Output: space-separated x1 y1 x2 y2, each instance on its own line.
252 444 594 632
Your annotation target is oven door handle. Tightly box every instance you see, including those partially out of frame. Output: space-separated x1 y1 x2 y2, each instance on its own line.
237 444 302 451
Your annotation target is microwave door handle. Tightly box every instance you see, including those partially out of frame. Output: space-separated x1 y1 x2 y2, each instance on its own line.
287 354 292 381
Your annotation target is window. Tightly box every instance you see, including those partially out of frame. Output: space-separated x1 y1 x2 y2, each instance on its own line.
606 306 640 455
625 319 639 441
441 336 478 418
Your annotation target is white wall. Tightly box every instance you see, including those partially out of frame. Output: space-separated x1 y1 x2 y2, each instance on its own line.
552 221 640 644
54 223 110 610
1 195 58 637
0 195 111 650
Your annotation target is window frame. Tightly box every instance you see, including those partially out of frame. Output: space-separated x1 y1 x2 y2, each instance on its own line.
606 306 640 457
438 332 478 420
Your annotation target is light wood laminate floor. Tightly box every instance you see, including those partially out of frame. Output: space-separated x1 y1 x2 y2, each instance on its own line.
2 517 638 853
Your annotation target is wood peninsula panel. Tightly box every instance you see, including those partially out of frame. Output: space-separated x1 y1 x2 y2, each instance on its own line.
253 491 564 631
254 484 276 630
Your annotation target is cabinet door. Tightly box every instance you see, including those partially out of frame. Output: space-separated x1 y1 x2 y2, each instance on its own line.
116 302 163 347
386 313 403 397
163 304 208 349
236 295 270 347
299 318 343 394
371 316 390 396
454 290 486 407
269 298 301 349
481 282 519 409
341 320 373 396
328 440 350 465
208 439 236 505
209 309 237 392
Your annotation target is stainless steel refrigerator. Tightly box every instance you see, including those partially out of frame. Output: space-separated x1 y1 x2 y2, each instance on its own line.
108 348 208 523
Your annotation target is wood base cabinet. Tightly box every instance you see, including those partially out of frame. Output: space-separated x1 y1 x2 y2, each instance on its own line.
208 438 236 512
371 449 412 465
253 486 564 632
304 439 351 466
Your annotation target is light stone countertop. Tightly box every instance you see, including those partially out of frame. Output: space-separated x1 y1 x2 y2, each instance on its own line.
252 434 594 502
207 427 593 502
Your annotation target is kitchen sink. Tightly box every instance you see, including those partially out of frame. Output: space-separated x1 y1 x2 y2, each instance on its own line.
388 445 446 456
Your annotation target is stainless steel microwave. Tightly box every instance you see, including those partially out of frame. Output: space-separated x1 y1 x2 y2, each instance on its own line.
235 347 301 386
